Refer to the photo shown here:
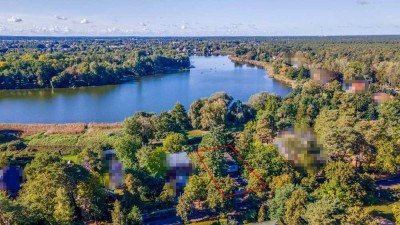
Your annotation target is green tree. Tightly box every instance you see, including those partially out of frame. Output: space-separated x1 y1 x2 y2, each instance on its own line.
176 175 208 223
206 176 235 213
112 200 127 225
244 142 289 180
284 189 308 225
341 206 377 225
146 147 167 176
188 99 207 129
257 204 268 222
114 135 142 169
200 98 228 129
248 92 270 111
162 133 188 153
304 197 344 225
176 194 192 223
0 191 24 225
127 206 143 225
0 155 9 168
267 184 298 222
197 127 229 176
315 161 375 206
255 112 276 143
393 204 400 225
154 111 179 139
53 187 75 225
123 112 155 143
170 102 190 130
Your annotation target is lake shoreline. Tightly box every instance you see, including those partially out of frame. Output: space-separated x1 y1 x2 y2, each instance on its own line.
229 56 299 88
0 67 191 91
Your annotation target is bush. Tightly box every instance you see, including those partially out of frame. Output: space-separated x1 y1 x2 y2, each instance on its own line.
0 140 27 152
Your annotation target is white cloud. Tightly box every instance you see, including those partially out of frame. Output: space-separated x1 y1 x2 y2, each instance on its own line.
181 25 187 30
7 16 23 23
55 15 68 20
140 22 146 26
80 18 90 24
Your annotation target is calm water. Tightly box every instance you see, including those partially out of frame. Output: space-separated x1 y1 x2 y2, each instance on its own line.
0 56 292 123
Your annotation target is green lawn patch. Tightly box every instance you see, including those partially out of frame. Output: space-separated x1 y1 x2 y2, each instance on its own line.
187 129 208 138
62 155 79 163
365 201 400 221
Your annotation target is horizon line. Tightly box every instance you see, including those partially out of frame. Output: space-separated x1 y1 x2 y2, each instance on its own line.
1 34 400 39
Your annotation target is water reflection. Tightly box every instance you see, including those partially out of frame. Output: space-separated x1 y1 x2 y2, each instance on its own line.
0 84 120 100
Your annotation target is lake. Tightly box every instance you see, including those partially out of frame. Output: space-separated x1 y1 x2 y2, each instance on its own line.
0 56 292 123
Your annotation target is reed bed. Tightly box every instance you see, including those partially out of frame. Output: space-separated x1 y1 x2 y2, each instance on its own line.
0 122 122 136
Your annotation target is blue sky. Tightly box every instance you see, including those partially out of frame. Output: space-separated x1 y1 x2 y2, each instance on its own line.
0 0 399 36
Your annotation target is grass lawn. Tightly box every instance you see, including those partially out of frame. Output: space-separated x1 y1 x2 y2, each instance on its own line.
365 201 400 221
62 154 79 163
187 129 208 138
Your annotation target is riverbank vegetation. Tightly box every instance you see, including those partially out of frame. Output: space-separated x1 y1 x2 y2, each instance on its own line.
0 39 190 89
1 78 400 223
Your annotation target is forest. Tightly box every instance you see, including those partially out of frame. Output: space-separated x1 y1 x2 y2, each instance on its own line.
0 39 190 89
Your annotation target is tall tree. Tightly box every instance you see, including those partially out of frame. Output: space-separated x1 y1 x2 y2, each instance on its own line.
127 206 143 225
267 184 298 222
284 189 309 225
170 102 190 130
53 187 75 225
112 200 126 225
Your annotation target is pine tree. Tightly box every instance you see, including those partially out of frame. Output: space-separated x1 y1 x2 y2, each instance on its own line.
127 206 143 225
112 200 126 225
53 188 75 225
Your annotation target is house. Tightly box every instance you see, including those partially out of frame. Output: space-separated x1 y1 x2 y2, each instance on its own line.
343 78 369 93
166 152 193 191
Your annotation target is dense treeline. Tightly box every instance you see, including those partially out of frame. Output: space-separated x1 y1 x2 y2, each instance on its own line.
232 36 400 91
1 79 400 224
0 40 190 89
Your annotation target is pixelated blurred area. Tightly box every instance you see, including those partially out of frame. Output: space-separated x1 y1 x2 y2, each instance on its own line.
166 152 193 196
343 77 369 93
284 52 311 69
0 165 22 198
274 128 327 173
310 68 337 85
373 92 395 105
104 149 124 190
